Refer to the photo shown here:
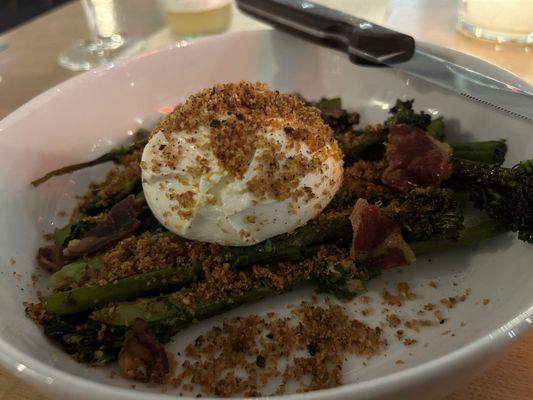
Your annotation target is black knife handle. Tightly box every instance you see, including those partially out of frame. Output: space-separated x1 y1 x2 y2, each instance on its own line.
236 0 414 66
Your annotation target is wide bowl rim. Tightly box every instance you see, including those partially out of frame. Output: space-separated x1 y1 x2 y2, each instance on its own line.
0 29 532 400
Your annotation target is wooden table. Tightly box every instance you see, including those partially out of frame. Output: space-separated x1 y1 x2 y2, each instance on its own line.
0 0 531 398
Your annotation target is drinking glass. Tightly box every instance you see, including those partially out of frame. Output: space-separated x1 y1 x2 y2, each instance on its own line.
458 0 533 43
58 0 142 71
158 0 232 38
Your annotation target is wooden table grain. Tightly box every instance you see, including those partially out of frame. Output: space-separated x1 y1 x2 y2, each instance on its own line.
0 0 531 399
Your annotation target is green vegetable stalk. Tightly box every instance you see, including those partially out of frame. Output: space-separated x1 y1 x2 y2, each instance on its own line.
48 258 102 290
43 263 203 316
31 129 149 187
451 158 533 242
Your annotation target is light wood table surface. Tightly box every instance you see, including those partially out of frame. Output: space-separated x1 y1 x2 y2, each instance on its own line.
0 0 531 399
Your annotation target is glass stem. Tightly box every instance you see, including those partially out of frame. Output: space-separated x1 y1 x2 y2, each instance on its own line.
81 0 124 53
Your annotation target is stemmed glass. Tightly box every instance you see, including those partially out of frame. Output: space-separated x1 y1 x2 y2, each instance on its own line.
58 0 142 71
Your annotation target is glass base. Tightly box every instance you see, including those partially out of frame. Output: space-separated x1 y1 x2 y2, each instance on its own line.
458 19 533 44
57 37 144 71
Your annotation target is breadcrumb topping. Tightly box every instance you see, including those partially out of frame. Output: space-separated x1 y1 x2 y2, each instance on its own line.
171 243 364 309
171 300 386 396
81 234 210 287
328 159 394 211
382 282 417 306
147 82 342 203
76 150 141 217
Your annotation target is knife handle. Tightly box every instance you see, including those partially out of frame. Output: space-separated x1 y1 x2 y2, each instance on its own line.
236 0 414 65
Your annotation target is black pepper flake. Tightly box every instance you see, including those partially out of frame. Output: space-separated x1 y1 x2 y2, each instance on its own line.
266 333 274 340
210 119 222 128
284 126 295 134
255 355 266 368
158 144 166 151
194 335 204 347
307 341 320 356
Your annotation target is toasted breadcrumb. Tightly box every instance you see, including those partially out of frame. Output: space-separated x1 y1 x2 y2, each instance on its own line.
440 289 470 309
386 314 401 328
382 282 416 306
361 308 374 316
328 160 394 210
24 302 52 324
151 82 342 204
404 319 434 332
171 301 386 396
81 233 202 287
76 150 142 218
165 244 367 311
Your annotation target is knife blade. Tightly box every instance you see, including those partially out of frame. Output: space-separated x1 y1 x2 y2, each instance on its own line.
236 0 533 123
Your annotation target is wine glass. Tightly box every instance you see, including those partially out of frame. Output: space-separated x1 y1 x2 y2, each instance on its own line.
58 0 142 71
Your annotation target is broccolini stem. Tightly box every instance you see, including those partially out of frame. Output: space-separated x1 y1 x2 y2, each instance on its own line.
450 158 533 243
451 140 507 165
48 258 102 290
52 218 97 248
43 263 203 316
78 177 142 216
31 130 149 186
338 134 508 165
96 286 275 331
409 215 504 255
225 213 351 266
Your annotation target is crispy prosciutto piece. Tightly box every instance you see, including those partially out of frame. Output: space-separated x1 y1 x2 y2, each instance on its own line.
64 195 141 259
350 199 415 270
382 124 453 193
118 319 170 383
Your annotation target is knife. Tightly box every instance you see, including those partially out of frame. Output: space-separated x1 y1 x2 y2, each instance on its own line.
236 0 533 123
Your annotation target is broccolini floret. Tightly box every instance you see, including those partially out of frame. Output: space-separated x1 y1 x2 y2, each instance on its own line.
452 158 533 242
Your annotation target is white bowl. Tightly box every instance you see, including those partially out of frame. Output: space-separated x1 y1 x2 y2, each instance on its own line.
0 30 532 400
